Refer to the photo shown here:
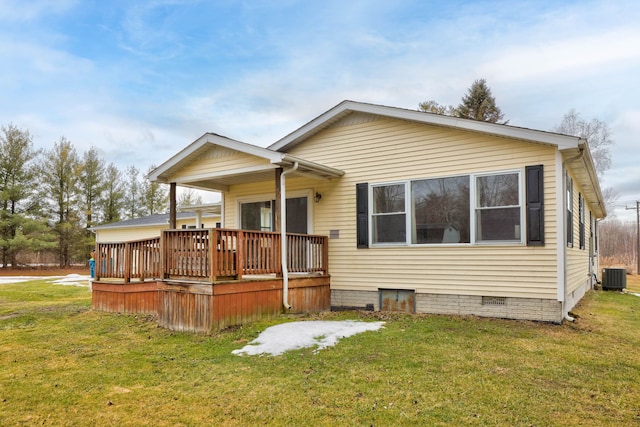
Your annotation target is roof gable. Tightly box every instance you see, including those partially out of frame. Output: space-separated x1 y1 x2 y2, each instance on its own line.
269 100 583 152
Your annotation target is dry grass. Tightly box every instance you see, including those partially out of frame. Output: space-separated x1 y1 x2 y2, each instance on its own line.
1 277 640 426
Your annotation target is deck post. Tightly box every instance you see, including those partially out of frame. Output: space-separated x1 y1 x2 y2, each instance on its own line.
274 168 282 232
322 236 329 274
209 228 217 282
236 230 244 279
124 241 131 283
169 182 177 229
160 230 167 279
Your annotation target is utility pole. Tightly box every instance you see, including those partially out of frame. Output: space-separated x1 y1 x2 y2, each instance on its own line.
626 201 640 275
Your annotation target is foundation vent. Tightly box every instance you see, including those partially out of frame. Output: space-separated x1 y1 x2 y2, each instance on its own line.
482 296 506 306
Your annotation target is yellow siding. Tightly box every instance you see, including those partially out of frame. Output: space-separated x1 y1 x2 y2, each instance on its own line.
565 168 593 294
280 116 561 299
170 149 271 181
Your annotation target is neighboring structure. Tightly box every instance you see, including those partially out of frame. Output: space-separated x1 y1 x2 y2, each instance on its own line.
91 204 221 243
148 100 606 323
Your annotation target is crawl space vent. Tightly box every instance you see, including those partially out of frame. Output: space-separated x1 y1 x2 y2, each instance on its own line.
482 296 506 306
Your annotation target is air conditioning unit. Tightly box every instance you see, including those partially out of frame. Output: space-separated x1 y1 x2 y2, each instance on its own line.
602 268 627 291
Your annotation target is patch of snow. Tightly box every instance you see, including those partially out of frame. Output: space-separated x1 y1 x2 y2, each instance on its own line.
48 274 92 287
232 320 385 356
0 274 91 287
0 276 41 285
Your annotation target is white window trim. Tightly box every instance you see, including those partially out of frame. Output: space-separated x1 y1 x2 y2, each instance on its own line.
369 181 410 246
472 169 524 245
368 169 524 247
236 189 314 234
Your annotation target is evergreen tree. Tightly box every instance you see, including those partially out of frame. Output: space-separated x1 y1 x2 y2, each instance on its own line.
79 147 106 229
141 165 168 215
123 165 143 219
418 78 507 124
456 79 506 123
100 163 125 224
40 137 83 266
0 124 47 267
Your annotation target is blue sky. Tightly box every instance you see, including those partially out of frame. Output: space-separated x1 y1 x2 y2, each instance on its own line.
1 0 639 219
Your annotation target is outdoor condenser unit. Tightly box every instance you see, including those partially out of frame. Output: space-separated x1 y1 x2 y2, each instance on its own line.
601 268 627 291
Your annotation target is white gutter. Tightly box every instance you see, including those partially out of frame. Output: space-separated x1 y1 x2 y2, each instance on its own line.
280 162 299 310
561 145 585 319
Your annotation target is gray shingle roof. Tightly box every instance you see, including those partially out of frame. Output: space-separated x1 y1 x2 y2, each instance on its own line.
90 212 215 230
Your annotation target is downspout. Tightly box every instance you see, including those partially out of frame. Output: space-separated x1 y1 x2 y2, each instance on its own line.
561 145 585 322
280 162 299 310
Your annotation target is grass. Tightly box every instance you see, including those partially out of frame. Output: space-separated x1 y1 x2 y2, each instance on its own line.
1 277 640 426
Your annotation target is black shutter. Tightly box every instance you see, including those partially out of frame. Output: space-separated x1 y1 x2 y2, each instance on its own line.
356 183 369 248
525 165 544 246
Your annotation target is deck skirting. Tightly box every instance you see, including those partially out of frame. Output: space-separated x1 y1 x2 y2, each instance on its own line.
92 275 330 333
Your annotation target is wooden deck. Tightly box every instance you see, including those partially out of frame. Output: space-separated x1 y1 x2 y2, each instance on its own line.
92 228 331 333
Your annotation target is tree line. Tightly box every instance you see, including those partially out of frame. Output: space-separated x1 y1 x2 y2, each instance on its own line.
0 124 169 268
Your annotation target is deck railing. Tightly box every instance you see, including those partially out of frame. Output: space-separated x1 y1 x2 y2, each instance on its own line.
95 237 161 282
95 228 328 282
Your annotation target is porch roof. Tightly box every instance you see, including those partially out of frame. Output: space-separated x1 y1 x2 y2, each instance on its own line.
147 133 344 192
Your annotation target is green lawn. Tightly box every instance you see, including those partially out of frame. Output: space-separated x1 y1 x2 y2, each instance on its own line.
1 277 639 426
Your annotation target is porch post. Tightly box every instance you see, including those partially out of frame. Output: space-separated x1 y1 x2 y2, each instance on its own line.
274 168 282 232
169 182 177 229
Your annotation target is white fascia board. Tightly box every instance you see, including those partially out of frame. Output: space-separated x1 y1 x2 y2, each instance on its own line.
269 100 582 152
173 164 277 183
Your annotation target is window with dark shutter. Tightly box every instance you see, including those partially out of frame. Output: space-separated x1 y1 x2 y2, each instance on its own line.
579 193 585 249
566 173 574 247
525 165 544 246
356 183 369 248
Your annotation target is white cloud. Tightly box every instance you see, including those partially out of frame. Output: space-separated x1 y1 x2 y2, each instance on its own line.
0 0 77 22
480 29 640 83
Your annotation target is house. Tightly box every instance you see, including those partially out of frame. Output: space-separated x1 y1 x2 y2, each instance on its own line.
91 204 221 243
142 100 605 324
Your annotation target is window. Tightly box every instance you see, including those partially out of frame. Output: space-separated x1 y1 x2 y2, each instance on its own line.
566 173 573 247
359 169 526 246
371 183 406 244
475 172 521 242
241 201 272 231
579 193 585 249
412 176 470 243
240 196 309 233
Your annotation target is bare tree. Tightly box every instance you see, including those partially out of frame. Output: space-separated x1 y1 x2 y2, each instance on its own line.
554 110 617 215
554 109 613 179
177 188 203 207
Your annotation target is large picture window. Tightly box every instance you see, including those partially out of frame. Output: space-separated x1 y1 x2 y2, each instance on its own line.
363 170 525 246
412 176 470 244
